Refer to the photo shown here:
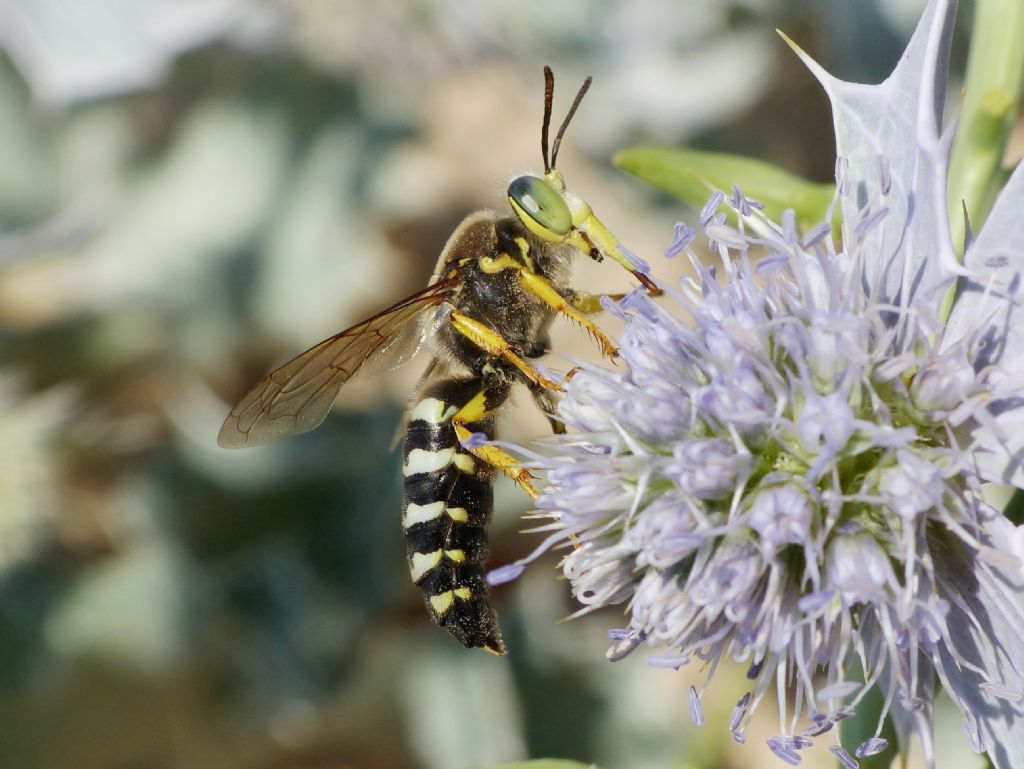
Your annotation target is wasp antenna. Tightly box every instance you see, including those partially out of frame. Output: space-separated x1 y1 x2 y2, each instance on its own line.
541 66 555 174
550 75 592 171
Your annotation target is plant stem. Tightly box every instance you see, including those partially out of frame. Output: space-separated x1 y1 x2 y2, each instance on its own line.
947 0 1024 253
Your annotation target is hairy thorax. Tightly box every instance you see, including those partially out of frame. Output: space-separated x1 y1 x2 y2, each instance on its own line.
430 213 575 377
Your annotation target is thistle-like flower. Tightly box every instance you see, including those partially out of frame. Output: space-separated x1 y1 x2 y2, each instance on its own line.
496 1 1024 766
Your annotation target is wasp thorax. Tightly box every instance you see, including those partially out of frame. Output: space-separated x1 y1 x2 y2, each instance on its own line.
507 175 572 242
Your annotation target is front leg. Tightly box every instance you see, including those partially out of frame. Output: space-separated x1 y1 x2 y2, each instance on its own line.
475 249 620 361
448 309 564 393
568 291 626 315
514 270 620 360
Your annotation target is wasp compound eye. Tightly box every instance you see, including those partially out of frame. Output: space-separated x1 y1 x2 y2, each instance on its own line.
507 175 572 241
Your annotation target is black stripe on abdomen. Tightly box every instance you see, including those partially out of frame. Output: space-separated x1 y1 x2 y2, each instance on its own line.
401 381 505 655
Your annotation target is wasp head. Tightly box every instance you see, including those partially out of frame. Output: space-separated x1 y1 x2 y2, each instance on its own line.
506 67 659 294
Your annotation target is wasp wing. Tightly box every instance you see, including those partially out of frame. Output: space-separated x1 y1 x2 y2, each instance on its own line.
218 278 457 448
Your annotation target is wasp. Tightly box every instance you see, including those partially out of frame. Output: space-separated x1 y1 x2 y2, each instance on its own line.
218 68 658 655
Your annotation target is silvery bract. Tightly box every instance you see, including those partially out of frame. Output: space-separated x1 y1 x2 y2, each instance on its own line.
503 1 1024 766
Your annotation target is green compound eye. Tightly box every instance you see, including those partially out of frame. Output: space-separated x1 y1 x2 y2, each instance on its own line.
507 175 572 241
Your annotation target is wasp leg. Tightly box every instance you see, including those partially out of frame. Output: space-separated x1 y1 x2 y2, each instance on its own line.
449 310 564 393
449 379 538 499
528 381 565 435
569 291 626 315
513 270 619 359
475 249 618 362
566 213 662 296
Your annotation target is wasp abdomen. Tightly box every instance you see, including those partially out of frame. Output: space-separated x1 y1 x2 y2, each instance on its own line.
402 385 506 655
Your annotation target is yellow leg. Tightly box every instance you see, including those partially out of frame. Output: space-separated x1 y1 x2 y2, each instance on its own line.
515 271 619 359
570 291 626 315
529 382 565 435
567 211 662 296
449 310 564 392
472 246 621 360
451 388 537 499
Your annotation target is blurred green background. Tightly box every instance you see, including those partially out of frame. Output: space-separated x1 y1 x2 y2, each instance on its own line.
0 2 992 768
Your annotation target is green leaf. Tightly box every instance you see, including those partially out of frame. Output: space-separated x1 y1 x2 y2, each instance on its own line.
615 146 834 229
469 762 598 769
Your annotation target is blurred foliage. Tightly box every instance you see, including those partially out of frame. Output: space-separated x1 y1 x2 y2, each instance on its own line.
615 146 835 228
0 1 985 769
472 762 597 769
946 0 1024 254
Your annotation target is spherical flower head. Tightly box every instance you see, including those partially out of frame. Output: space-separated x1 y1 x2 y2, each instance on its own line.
491 4 1024 766
502 6 1024 753
521 183 1024 763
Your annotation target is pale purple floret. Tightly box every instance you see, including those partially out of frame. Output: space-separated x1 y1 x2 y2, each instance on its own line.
747 484 812 549
607 627 640 641
829 744 859 769
605 635 644 662
486 562 525 586
665 222 696 259
855 737 889 757
688 685 704 726
728 184 765 216
800 719 833 738
799 221 831 249
767 737 803 766
699 190 726 227
646 652 690 670
730 692 750 732
605 627 647 661
817 681 861 700
830 706 857 722
669 438 750 499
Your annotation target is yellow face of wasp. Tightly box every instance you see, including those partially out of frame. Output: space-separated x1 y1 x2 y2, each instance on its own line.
506 167 658 295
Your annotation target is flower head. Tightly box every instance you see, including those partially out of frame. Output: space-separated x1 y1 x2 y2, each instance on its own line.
496 2 1024 766
528 182 1024 761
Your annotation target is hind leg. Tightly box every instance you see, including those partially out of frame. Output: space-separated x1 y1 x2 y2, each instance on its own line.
448 370 538 499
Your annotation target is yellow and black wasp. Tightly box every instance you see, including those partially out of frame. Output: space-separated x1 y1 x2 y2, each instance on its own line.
218 68 658 655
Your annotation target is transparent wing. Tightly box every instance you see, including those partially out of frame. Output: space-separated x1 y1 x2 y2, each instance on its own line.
218 278 457 448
